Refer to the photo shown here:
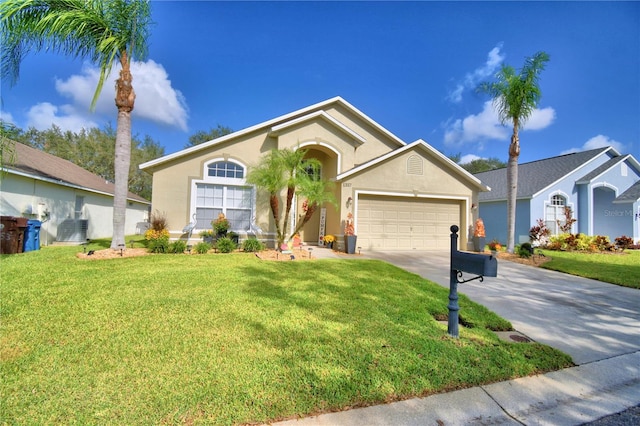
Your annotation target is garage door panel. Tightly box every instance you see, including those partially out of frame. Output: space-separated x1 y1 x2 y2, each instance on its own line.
358 195 461 251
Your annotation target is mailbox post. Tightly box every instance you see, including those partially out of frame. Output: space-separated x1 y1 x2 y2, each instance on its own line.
447 225 498 338
448 226 462 338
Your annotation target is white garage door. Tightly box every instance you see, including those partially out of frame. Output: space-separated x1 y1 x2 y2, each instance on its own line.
357 195 461 251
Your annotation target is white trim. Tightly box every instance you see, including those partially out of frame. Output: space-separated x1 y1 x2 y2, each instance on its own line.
201 157 247 185
297 140 343 175
140 96 404 170
543 191 575 234
338 139 489 191
189 158 253 232
270 110 366 145
354 189 470 236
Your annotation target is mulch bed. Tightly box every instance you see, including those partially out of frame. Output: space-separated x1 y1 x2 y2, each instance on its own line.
76 247 551 267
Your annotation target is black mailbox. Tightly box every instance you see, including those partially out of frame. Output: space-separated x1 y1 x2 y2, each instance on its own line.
451 251 498 277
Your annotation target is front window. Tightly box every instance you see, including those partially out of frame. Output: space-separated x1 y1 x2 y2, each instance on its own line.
208 161 244 178
195 184 252 231
193 160 252 231
545 194 566 234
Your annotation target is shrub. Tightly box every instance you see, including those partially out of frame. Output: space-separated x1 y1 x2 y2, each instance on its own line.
193 242 211 254
615 236 633 250
149 210 168 231
529 219 551 247
593 235 613 251
216 237 237 253
145 228 170 253
574 233 592 252
487 239 502 251
168 240 187 254
242 237 264 253
517 242 533 258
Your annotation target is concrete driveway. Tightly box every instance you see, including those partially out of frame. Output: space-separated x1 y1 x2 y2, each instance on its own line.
361 250 640 365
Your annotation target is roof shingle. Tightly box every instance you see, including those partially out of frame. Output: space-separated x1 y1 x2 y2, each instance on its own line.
2 141 148 203
475 147 611 201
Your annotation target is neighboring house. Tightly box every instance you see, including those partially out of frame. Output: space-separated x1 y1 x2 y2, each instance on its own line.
140 97 489 251
1 141 150 245
474 147 640 245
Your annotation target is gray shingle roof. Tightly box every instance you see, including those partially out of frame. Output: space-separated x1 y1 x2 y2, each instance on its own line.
475 147 610 201
614 180 640 203
3 141 149 203
576 155 628 183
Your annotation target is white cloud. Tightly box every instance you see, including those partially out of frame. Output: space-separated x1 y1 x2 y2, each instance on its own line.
560 135 627 155
522 107 556 130
447 43 505 103
444 101 556 148
26 102 98 133
460 154 481 164
54 60 189 130
444 101 508 147
0 110 16 125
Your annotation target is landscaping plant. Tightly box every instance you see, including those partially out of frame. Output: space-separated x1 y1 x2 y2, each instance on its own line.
215 237 236 253
241 237 265 253
193 241 211 254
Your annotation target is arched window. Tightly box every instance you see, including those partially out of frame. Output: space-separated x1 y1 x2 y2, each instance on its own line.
193 160 252 231
207 161 244 178
545 194 567 234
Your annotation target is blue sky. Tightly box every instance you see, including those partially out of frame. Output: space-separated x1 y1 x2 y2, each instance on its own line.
1 1 638 164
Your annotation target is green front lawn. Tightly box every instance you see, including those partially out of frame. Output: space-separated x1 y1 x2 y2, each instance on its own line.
1 246 572 425
540 249 640 289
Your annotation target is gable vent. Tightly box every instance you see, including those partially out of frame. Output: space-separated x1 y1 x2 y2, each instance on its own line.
407 155 423 175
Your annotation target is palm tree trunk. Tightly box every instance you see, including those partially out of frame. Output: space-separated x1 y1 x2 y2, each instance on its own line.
269 193 283 247
281 186 295 241
290 202 317 239
506 121 520 254
110 54 135 250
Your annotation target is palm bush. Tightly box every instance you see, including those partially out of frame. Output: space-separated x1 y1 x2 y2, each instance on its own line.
242 237 264 252
216 237 236 253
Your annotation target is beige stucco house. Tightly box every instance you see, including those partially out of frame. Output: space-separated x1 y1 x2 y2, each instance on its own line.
140 97 489 251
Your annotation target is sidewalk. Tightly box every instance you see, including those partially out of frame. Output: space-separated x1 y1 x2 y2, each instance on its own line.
274 351 639 426
270 249 640 425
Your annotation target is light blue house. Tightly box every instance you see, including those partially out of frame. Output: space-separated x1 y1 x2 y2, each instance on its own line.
475 147 640 245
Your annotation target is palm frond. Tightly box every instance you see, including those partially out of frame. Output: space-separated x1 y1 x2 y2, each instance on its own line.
0 0 152 108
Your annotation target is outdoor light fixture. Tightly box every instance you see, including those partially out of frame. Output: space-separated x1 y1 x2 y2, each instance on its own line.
118 243 125 257
308 247 313 258
358 246 362 255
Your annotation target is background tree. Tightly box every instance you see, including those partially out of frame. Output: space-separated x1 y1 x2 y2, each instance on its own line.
460 157 507 174
185 125 233 148
1 0 153 250
478 51 550 253
246 148 335 248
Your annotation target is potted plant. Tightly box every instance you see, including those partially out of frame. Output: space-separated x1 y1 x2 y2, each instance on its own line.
488 239 502 255
199 229 215 244
323 234 336 249
473 218 486 252
344 213 357 254
212 213 230 238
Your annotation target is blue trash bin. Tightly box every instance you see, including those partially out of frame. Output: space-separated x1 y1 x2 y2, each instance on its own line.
23 220 42 252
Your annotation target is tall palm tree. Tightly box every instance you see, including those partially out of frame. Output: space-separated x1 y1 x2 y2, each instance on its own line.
0 0 152 250
479 51 550 253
